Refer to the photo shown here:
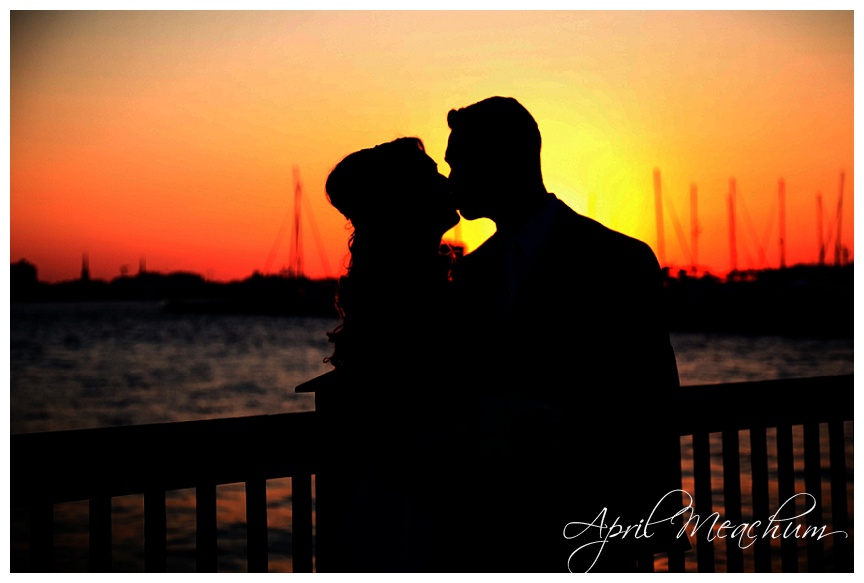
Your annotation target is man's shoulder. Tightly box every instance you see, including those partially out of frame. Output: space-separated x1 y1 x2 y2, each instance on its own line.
552 203 659 269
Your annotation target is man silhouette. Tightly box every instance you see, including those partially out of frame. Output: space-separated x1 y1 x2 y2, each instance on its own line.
447 97 682 572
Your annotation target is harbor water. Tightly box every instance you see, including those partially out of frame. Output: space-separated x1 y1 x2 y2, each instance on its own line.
9 302 854 571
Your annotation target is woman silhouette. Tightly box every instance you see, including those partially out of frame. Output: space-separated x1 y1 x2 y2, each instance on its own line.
325 137 459 373
320 137 460 571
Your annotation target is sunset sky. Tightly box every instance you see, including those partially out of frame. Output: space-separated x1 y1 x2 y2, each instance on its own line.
9 10 854 282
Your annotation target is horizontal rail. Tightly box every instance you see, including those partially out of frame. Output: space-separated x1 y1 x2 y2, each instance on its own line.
672 375 852 435
11 411 319 506
10 376 852 508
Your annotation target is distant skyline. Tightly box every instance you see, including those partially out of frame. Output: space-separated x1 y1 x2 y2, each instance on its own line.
10 10 854 282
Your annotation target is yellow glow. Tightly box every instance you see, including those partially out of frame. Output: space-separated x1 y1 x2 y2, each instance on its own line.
11 11 853 281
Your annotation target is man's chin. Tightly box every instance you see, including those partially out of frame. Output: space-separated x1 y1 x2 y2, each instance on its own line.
441 212 460 233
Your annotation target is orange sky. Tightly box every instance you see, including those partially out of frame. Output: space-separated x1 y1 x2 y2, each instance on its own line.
9 10 854 282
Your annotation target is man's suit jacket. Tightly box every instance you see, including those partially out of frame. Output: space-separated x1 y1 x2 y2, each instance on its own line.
454 199 682 571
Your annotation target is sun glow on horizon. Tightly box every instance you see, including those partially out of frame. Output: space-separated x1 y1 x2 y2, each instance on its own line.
10 11 853 282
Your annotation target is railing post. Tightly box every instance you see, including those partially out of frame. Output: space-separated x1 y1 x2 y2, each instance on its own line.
665 436 686 573
88 497 112 572
749 426 771 572
292 473 313 572
721 429 743 572
803 423 825 571
828 420 851 571
196 483 217 572
246 478 268 573
692 431 715 572
30 502 54 572
144 489 167 572
776 424 797 572
296 371 339 572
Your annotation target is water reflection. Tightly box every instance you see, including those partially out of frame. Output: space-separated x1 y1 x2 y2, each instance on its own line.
9 304 854 571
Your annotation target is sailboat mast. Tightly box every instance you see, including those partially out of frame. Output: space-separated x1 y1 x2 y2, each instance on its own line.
653 168 665 266
690 183 698 273
290 166 304 278
728 178 737 273
779 179 786 269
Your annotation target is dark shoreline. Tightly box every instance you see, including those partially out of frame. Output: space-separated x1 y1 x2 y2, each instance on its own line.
10 262 853 337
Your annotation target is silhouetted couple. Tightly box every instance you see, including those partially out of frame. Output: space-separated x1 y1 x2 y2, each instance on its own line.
319 97 682 573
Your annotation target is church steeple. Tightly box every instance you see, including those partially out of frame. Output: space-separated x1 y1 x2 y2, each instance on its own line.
81 252 90 282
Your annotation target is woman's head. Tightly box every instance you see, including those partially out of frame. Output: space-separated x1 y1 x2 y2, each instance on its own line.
324 138 459 370
325 137 459 237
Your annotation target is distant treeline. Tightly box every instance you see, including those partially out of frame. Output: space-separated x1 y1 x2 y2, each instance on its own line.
663 264 853 337
9 259 339 317
10 259 853 336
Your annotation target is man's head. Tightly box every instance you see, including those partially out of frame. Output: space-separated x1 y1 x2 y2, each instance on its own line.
445 97 545 222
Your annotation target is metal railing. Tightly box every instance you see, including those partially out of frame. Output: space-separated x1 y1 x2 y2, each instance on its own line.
662 374 853 572
10 375 853 572
11 412 317 572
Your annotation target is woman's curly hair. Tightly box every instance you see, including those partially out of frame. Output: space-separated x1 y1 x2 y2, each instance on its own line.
323 137 455 369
